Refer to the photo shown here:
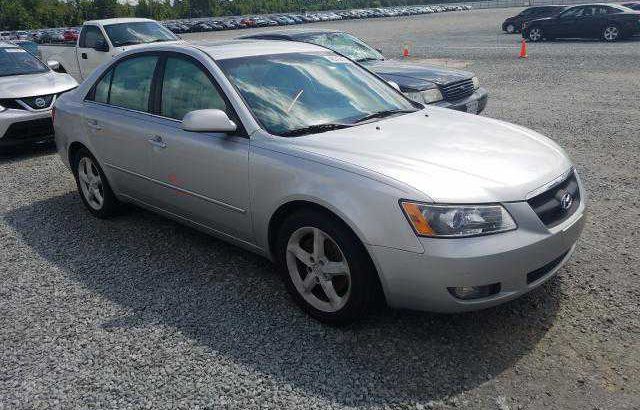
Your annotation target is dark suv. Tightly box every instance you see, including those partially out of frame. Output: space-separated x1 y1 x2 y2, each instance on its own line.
502 6 566 33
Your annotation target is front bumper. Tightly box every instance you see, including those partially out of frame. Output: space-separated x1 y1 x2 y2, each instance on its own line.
0 108 54 147
433 87 488 115
369 195 586 313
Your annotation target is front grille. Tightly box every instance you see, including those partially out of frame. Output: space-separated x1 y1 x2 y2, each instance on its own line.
2 118 54 141
440 79 475 102
527 250 569 284
527 171 580 228
20 94 55 110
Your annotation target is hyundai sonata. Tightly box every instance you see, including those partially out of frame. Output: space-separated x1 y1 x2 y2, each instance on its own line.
53 41 585 323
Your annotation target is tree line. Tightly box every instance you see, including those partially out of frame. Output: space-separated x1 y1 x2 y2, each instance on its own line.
0 0 453 30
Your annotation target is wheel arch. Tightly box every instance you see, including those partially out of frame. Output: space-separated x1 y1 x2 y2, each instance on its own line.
266 199 388 303
67 140 89 169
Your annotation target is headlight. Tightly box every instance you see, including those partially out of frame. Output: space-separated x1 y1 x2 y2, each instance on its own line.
471 76 480 90
405 88 444 104
0 104 6 112
400 201 517 238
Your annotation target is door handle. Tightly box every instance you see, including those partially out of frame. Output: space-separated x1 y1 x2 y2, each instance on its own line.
148 135 167 149
81 53 88 60
86 119 102 130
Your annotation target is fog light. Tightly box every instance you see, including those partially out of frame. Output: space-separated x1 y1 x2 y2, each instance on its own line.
448 283 501 300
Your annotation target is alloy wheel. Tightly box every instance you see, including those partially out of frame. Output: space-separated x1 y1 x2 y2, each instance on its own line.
506 24 515 34
77 157 104 210
529 28 542 42
603 26 619 41
286 226 351 313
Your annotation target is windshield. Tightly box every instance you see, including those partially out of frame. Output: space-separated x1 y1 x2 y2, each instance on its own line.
218 52 417 136
104 22 177 47
0 47 48 77
301 32 384 62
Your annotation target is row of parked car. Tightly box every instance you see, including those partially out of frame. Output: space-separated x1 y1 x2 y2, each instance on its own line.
0 28 80 44
502 2 640 42
162 5 472 34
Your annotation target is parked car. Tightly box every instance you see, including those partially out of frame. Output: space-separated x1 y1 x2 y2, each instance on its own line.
11 40 39 56
0 42 77 148
53 40 584 323
523 3 640 42
621 2 640 10
502 6 566 33
39 18 180 81
241 29 488 114
63 29 79 42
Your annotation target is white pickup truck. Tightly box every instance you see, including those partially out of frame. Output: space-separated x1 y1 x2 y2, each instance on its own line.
40 18 180 81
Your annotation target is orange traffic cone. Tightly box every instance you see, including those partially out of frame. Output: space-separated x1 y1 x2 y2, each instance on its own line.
402 45 410 58
519 38 527 59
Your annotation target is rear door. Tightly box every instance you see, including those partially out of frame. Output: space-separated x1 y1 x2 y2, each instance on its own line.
146 53 252 241
77 25 110 80
82 54 160 202
552 6 586 37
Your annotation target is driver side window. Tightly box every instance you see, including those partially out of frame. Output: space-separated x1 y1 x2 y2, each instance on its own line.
80 26 106 49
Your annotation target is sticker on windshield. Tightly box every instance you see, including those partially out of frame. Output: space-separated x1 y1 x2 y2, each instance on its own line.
324 55 350 64
5 48 27 53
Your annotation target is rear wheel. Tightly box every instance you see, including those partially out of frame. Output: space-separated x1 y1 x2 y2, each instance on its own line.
528 27 544 42
505 23 516 34
602 25 620 42
275 209 380 324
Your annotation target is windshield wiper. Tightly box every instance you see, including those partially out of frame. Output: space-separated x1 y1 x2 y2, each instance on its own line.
279 123 352 137
356 57 383 63
115 41 142 47
354 109 417 124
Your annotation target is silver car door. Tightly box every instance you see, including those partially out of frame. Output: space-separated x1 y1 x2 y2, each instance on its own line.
147 54 252 241
82 54 160 203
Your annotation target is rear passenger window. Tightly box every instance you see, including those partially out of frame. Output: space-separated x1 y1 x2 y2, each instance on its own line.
160 56 226 120
109 56 158 112
93 69 112 103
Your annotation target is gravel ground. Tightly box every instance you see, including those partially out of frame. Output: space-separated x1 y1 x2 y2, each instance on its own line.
1 8 639 410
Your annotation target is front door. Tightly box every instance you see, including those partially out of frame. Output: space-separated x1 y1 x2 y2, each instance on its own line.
147 54 252 241
77 25 110 80
553 7 586 37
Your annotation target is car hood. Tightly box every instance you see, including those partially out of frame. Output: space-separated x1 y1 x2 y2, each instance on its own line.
362 60 472 90
0 70 77 99
281 108 572 203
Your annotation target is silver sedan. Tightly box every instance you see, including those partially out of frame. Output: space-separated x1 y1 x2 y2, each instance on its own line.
53 40 585 323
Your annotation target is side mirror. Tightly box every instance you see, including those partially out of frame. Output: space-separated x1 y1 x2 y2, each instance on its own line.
182 109 237 133
387 81 401 91
46 60 60 71
94 39 109 52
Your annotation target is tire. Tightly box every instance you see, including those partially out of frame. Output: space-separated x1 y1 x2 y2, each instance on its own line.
528 26 544 42
275 209 380 324
505 23 516 34
72 147 120 218
602 24 620 42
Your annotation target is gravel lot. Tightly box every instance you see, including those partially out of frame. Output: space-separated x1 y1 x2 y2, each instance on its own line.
1 7 639 409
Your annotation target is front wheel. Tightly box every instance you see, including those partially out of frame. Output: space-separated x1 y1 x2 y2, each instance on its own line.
602 25 620 42
528 27 544 42
505 23 516 34
276 209 380 324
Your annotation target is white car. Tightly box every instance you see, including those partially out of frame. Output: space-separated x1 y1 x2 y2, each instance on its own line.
39 18 180 81
0 42 77 148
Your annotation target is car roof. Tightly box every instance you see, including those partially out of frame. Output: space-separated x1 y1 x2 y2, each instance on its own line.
85 18 156 26
240 28 341 40
188 39 328 60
